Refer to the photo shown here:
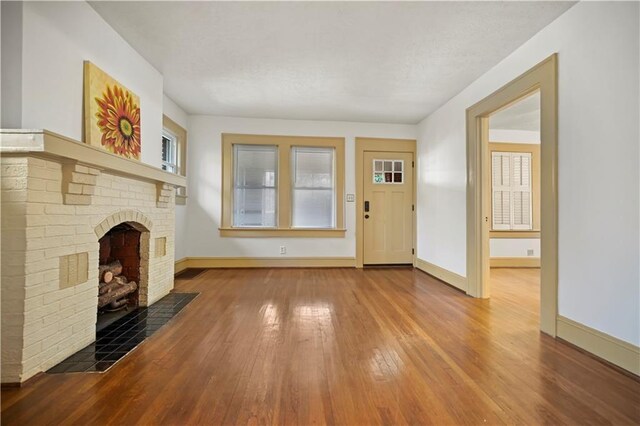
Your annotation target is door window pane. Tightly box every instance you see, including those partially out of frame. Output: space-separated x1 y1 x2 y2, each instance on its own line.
373 159 403 184
291 147 335 228
233 145 277 227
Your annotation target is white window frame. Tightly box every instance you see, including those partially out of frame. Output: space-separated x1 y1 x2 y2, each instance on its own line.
161 130 180 175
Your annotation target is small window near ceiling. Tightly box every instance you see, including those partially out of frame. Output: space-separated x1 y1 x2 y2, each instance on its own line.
233 144 278 228
161 131 179 174
291 146 335 228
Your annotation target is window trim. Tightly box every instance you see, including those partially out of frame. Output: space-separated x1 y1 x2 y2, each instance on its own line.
162 115 188 204
220 133 346 238
488 142 540 237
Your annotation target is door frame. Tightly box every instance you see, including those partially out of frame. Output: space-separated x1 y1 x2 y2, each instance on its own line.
355 137 417 268
466 54 558 336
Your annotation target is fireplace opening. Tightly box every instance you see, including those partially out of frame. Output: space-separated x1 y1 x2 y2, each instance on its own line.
97 223 141 331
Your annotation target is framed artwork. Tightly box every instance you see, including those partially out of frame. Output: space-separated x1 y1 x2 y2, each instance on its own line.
83 61 141 160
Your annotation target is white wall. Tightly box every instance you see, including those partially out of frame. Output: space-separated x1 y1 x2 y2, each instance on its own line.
163 95 189 130
417 2 639 345
490 239 539 258
163 95 190 261
185 115 416 258
13 1 164 168
1 2 22 128
489 129 539 144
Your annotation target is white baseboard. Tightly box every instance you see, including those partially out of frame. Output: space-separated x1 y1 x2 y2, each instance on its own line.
557 315 640 376
175 256 355 271
174 257 189 274
415 258 467 292
490 257 540 268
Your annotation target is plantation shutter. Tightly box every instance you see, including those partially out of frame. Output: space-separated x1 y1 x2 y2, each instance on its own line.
511 153 532 230
491 151 533 231
492 152 511 230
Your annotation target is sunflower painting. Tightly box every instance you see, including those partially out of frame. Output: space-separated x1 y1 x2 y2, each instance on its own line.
83 61 141 160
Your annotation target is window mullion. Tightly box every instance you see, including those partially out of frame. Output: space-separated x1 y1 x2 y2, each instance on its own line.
278 143 292 229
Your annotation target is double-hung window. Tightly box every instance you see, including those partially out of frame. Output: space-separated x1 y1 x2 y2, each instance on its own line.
233 144 277 227
161 131 179 174
291 147 335 228
161 115 188 204
221 134 345 237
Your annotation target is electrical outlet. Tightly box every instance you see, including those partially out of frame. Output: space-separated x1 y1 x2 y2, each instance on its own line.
280 246 286 255
346 194 355 202
527 249 534 257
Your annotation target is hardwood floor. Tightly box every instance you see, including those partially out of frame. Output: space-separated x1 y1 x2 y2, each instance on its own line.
2 267 639 425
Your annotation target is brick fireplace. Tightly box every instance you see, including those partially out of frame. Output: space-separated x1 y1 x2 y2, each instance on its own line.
1 130 185 384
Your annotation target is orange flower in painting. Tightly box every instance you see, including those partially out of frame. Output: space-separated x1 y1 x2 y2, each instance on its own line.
94 85 141 159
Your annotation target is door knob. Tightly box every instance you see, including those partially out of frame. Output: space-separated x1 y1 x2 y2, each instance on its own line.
364 214 370 219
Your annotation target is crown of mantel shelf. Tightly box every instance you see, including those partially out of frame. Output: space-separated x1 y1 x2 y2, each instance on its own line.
0 129 186 187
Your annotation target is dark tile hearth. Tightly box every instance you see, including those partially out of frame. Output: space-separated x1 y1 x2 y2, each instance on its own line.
47 292 198 374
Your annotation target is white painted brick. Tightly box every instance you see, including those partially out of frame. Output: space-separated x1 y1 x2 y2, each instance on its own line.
82 185 95 195
43 286 75 305
44 204 73 215
46 180 61 192
2 190 27 202
44 225 75 237
2 177 27 190
3 162 176 384
71 172 97 186
1 165 29 177
46 161 62 170
26 178 47 191
64 194 91 205
67 182 83 194
23 341 42 360
27 190 62 204
25 203 46 215
27 158 47 168
29 166 59 180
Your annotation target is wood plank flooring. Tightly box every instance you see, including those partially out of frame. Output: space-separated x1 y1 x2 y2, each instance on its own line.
2 267 639 425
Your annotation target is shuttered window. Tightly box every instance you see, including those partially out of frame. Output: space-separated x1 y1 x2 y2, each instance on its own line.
492 152 532 230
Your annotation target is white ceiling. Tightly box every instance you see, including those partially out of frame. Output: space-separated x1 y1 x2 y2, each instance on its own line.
90 1 574 124
490 91 540 131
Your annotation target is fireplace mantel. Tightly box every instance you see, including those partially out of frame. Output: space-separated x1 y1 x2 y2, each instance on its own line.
0 129 186 188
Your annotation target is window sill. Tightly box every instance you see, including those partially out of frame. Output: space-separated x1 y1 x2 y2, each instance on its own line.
490 230 540 238
219 227 347 238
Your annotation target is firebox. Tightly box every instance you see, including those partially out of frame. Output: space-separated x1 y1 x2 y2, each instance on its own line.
97 223 141 329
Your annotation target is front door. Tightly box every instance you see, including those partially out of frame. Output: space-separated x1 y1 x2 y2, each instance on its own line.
363 151 414 264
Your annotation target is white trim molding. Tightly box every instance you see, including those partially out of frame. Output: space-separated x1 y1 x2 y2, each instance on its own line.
557 316 640 376
490 257 540 268
176 257 355 271
415 258 467 292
